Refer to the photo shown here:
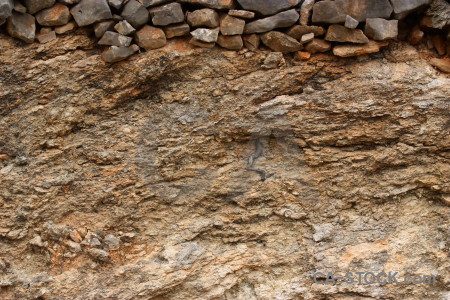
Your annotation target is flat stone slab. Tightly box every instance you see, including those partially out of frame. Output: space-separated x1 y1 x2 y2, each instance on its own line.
244 9 299 34
333 40 387 57
236 0 301 16
163 23 190 38
178 0 234 10
325 24 369 43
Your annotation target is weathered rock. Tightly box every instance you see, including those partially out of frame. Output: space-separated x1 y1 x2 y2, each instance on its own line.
55 22 77 34
326 24 369 43
114 20 135 35
390 0 431 14
431 34 446 55
294 51 311 60
261 31 303 52
262 51 285 68
70 0 112 27
337 0 393 22
305 38 331 53
0 0 13 19
40 27 52 34
243 33 259 50
190 27 219 43
228 9 254 19
121 0 149 29
36 4 71 27
345 15 359 29
365 18 398 41
178 0 234 10
36 30 56 43
244 9 299 34
108 0 124 10
139 0 170 7
66 240 82 252
103 234 120 250
312 1 346 24
407 25 424 45
6 11 35 43
149 2 184 26
300 32 314 44
101 45 139 62
189 37 215 48
112 14 123 22
220 14 245 35
217 34 243 49
135 25 166 50
98 31 133 47
163 23 190 38
421 0 450 29
24 0 55 15
186 8 219 28
87 248 110 261
300 0 315 25
94 20 115 38
13 2 26 14
286 25 325 40
430 58 450 73
236 0 301 16
333 40 385 57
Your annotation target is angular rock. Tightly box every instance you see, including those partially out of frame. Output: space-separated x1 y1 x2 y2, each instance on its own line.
261 31 303 53
6 11 35 43
305 38 331 53
430 58 450 73
98 31 133 47
243 33 259 51
390 0 431 14
365 18 398 41
300 32 314 44
139 0 171 7
186 8 219 28
228 9 254 19
189 37 215 48
407 25 423 45
217 34 243 50
345 15 358 29
36 30 56 43
244 9 299 34
121 0 149 29
101 44 139 62
70 0 112 27
66 240 82 253
0 0 13 19
149 2 184 26
300 0 315 25
114 20 135 35
421 0 450 30
36 4 71 27
103 234 120 250
263 52 285 69
14 2 27 14
178 0 234 10
325 24 369 44
236 0 301 16
312 1 346 24
294 51 311 60
94 20 115 38
24 0 55 15
220 15 245 35
333 40 385 57
163 23 190 38
135 25 166 50
190 27 219 43
108 0 124 10
337 0 393 22
87 248 110 261
286 25 325 40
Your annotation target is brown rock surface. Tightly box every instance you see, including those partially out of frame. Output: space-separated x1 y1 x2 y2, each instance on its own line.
0 32 448 300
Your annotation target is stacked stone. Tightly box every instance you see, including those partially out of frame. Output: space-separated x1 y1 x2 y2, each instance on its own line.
0 0 448 66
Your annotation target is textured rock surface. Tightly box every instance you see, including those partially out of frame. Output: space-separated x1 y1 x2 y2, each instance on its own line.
6 11 35 43
244 9 299 34
70 0 112 27
236 0 300 16
0 27 449 300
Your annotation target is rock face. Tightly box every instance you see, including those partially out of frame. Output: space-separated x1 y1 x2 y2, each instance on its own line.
236 0 301 16
70 0 112 27
6 11 35 43
244 9 299 34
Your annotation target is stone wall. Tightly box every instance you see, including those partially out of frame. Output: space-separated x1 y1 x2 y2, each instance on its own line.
0 0 449 68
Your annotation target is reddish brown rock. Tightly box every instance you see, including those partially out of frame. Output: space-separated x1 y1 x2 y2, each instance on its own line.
325 24 369 44
261 31 303 53
178 0 234 10
407 25 424 45
36 31 56 43
333 40 387 57
36 4 71 26
220 14 245 36
294 51 311 60
55 22 77 34
228 9 254 19
364 18 398 41
305 38 331 53
430 58 450 73
135 25 167 50
217 34 243 50
286 25 325 40
243 33 260 51
163 23 190 38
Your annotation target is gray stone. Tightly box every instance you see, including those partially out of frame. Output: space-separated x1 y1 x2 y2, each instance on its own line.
300 0 314 25
138 0 170 7
186 8 219 28
243 33 259 51
121 0 149 29
108 0 124 9
365 18 398 41
115 20 135 35
36 30 56 43
6 11 35 43
36 4 71 27
98 31 133 46
149 2 184 26
244 9 299 34
104 234 120 250
325 24 369 43
261 31 303 52
70 0 112 27
163 23 190 38
135 25 166 50
312 223 334 242
87 248 110 261
66 240 82 253
217 34 243 50
178 0 234 10
286 25 325 39
337 0 393 22
390 0 431 14
94 20 115 38
345 15 359 29
333 40 384 57
228 9 255 19
190 27 219 43
220 14 245 35
0 0 13 19
312 1 346 24
236 0 301 16
24 0 55 14
13 1 26 13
